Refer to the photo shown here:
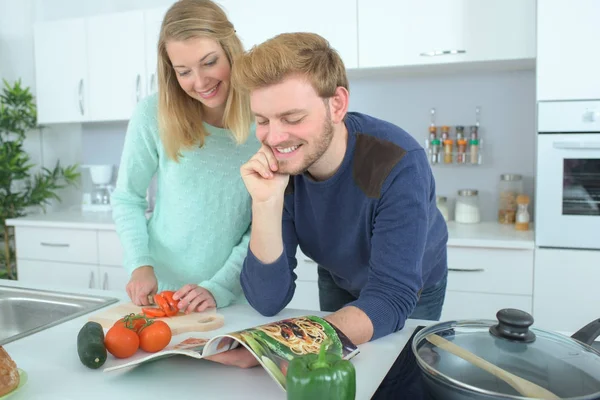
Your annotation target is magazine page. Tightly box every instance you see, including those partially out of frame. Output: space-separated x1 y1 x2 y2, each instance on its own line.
102 336 214 372
217 315 360 391
103 314 360 392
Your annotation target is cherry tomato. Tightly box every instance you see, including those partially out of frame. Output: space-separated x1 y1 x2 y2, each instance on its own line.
114 313 147 333
105 325 140 358
139 320 172 353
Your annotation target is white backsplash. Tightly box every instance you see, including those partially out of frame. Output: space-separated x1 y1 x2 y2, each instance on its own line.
348 69 536 222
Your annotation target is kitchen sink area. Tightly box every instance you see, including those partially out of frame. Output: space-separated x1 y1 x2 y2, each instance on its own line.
0 285 119 345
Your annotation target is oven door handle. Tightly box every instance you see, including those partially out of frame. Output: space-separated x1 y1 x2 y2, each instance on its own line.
553 141 600 150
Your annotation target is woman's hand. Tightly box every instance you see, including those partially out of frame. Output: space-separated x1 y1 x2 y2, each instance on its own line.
173 284 216 314
127 265 158 306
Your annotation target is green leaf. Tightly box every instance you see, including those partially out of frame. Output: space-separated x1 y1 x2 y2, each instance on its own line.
0 79 78 280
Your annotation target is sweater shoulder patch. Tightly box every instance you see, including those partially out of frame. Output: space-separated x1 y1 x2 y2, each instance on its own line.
353 133 407 199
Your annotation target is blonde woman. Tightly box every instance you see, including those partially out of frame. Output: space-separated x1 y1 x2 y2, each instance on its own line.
111 0 258 313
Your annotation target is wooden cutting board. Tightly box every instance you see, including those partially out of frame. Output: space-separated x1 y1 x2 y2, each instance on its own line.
88 302 225 335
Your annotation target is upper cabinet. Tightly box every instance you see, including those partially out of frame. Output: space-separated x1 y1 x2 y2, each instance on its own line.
34 7 167 125
34 18 89 124
537 0 600 101
33 1 539 125
220 0 358 68
358 0 536 69
144 7 169 97
86 11 146 122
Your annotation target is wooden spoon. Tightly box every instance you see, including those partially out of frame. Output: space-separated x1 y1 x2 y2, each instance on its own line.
425 334 560 399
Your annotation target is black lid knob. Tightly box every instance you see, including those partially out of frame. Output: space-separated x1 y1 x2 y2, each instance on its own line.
489 309 536 343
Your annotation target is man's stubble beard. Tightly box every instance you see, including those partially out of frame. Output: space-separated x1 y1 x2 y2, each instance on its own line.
279 114 335 176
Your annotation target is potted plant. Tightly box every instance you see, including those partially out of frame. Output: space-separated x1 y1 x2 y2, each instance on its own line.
0 79 79 279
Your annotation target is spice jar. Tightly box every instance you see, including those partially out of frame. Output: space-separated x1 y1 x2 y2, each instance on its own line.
443 140 453 164
455 126 465 141
455 189 481 224
515 194 530 231
430 139 441 164
469 139 479 164
436 196 450 222
441 126 450 141
456 139 467 163
498 174 523 224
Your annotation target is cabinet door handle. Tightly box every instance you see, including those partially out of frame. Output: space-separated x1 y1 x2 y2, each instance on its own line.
102 272 108 290
89 271 95 289
78 79 84 115
448 268 485 272
136 74 141 102
420 49 466 57
40 242 70 248
552 141 600 150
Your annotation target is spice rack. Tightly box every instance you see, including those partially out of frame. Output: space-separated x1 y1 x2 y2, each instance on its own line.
424 107 483 166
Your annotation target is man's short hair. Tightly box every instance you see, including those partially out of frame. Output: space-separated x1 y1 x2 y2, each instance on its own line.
231 32 349 98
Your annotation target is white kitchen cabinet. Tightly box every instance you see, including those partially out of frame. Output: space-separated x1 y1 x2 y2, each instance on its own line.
144 7 169 97
87 11 146 121
358 0 535 69
441 292 532 321
537 0 600 101
98 265 130 292
533 248 600 333
12 226 129 294
17 259 98 289
221 0 358 68
441 246 534 320
33 18 89 124
14 226 98 265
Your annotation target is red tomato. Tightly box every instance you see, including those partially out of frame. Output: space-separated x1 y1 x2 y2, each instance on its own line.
105 325 140 358
114 313 147 333
139 320 172 353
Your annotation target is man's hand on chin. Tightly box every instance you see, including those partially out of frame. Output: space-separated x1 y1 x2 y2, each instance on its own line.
205 347 260 369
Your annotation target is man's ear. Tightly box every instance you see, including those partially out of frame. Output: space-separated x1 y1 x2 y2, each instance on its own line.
328 86 349 124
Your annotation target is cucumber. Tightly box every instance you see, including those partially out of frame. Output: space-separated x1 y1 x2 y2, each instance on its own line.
77 321 107 369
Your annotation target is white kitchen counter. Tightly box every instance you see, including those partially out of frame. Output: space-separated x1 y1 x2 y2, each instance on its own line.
7 211 535 249
1 279 428 400
446 221 534 249
6 210 117 230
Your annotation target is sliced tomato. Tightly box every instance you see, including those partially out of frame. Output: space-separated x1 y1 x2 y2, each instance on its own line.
142 307 166 318
153 291 179 317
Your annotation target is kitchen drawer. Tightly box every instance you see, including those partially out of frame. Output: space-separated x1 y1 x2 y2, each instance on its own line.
446 247 533 296
440 291 532 321
17 259 98 289
14 226 98 265
98 230 124 267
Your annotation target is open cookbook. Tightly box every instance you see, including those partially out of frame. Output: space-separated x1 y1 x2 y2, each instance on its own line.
103 315 360 391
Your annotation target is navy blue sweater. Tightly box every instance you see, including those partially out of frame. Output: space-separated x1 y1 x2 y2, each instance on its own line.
241 112 448 340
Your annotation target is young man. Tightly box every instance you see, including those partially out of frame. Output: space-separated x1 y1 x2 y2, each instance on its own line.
208 32 448 387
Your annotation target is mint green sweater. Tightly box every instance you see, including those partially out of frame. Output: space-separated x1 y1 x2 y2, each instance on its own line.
111 94 260 308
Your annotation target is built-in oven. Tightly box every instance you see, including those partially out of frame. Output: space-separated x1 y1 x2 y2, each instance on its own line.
536 100 600 250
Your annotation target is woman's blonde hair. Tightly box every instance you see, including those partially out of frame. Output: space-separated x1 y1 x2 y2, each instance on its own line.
157 0 252 161
231 32 349 98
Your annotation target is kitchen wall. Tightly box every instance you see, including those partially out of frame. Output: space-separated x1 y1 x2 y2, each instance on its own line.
349 68 536 221
0 0 536 220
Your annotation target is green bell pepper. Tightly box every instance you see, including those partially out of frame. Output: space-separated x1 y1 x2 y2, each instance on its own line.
286 338 356 400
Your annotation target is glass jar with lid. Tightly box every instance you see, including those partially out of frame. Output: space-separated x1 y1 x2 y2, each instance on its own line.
498 174 523 224
436 196 450 222
455 189 481 224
